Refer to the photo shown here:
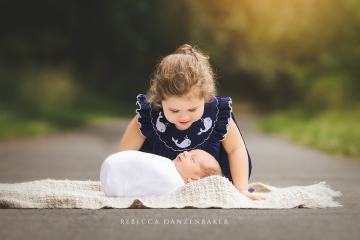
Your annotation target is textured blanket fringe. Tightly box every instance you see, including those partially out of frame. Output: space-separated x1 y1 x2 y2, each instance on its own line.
0 176 342 209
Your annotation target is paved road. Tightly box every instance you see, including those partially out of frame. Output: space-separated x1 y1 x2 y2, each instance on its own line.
0 116 359 240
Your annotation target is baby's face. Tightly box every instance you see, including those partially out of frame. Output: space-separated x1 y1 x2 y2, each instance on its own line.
173 149 219 183
161 89 205 131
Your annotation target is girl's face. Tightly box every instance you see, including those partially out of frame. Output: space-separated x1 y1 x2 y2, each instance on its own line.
161 91 205 130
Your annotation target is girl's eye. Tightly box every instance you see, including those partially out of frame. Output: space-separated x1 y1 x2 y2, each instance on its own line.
189 109 197 112
170 110 179 113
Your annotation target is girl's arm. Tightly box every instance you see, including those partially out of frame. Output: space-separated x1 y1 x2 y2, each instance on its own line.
116 115 146 152
222 118 267 200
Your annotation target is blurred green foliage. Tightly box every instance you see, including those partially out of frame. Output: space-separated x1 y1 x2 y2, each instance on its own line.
185 0 360 109
1 0 359 110
0 108 126 140
257 108 360 159
0 0 359 146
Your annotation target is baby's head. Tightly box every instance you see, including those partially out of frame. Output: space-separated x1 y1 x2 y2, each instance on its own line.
147 44 217 130
173 149 222 184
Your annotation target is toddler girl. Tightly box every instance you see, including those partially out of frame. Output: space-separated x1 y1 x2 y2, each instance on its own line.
117 44 266 200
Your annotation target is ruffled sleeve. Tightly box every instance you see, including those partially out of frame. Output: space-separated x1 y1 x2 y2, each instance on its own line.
135 94 155 139
210 96 233 142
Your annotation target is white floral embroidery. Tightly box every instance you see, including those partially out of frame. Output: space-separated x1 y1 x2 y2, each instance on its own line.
197 117 213 135
172 136 192 148
156 112 168 133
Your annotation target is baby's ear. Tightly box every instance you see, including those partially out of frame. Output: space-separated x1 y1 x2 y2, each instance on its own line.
192 176 201 181
186 176 200 183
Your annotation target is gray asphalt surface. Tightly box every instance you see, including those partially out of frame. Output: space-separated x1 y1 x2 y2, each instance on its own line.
0 116 359 240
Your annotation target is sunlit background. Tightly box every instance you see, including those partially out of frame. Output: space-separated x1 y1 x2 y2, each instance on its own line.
0 0 359 158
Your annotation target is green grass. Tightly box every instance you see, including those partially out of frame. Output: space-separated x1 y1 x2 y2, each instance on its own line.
256 108 360 159
0 108 124 141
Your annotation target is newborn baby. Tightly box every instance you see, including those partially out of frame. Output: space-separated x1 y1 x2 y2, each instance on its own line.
100 149 222 197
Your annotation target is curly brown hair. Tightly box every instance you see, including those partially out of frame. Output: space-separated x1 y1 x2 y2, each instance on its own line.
147 44 217 108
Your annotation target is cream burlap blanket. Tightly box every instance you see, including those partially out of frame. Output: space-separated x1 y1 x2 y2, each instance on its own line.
0 176 342 209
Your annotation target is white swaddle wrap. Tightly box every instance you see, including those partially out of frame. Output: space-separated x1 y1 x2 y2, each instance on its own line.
100 150 185 197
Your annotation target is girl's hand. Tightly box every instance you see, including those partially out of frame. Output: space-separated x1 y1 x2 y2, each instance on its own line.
239 190 269 201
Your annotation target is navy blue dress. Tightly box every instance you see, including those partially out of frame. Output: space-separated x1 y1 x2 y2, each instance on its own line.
136 93 252 182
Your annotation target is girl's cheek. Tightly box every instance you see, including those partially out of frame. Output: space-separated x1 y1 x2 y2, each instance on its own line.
193 112 202 121
163 111 174 121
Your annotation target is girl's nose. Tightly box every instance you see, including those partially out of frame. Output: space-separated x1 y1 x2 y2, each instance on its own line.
178 113 190 122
